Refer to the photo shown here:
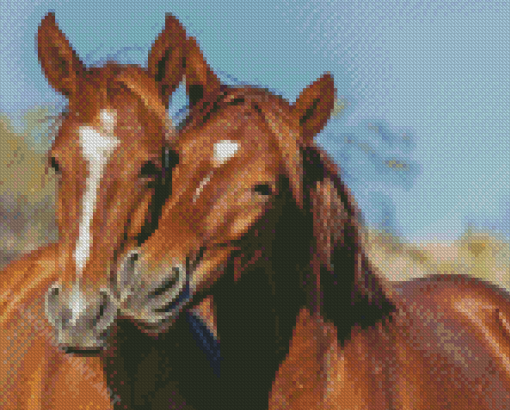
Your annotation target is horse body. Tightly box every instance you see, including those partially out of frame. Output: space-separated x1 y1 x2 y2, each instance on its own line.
34 12 186 351
1 12 190 408
270 275 510 409
3 12 510 410
111 23 510 409
0 244 113 409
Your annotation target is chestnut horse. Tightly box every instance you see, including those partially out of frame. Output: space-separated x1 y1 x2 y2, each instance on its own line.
5 12 510 410
0 12 192 409
110 28 510 409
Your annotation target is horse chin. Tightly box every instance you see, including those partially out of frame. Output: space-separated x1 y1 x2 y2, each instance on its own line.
130 299 188 337
116 248 143 303
133 317 179 337
59 344 107 355
54 329 111 354
139 279 192 335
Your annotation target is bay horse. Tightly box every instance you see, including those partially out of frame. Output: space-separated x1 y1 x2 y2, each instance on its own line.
0 12 193 409
110 28 510 409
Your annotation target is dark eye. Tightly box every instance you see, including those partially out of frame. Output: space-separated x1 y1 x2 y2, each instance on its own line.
163 148 179 170
253 184 272 196
139 161 161 180
50 157 61 174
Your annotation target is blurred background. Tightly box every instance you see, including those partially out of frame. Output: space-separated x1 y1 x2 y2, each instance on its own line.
1 1 509 289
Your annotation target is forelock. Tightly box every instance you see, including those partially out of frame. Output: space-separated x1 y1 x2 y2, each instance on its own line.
252 96 303 209
111 66 172 133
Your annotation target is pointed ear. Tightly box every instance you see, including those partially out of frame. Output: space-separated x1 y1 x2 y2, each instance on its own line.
37 13 85 97
292 73 335 145
148 14 188 108
185 36 222 108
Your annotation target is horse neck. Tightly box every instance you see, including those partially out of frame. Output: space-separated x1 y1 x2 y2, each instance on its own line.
212 169 395 355
198 192 310 406
102 313 223 408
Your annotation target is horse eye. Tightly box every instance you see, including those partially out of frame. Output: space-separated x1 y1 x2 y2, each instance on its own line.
163 148 179 170
50 157 61 174
139 162 161 179
253 184 272 196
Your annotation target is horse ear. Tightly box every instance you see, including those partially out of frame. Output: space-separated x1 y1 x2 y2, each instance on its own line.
185 36 223 108
148 14 188 108
292 73 335 145
38 13 85 97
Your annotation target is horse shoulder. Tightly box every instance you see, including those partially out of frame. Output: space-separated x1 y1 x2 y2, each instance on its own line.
1 324 112 410
269 308 392 409
269 308 333 409
0 244 113 410
319 311 482 409
0 244 59 314
270 274 510 410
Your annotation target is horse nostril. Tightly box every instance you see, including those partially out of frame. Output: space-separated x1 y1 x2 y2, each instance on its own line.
58 345 71 354
94 288 118 336
118 249 141 296
45 283 62 327
148 267 182 299
127 250 140 265
99 292 108 318
48 283 60 297
92 290 111 326
150 272 178 298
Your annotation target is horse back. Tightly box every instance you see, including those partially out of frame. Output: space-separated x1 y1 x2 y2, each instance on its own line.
390 274 510 408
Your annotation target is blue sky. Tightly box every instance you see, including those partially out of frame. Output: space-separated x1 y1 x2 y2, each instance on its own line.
1 0 508 244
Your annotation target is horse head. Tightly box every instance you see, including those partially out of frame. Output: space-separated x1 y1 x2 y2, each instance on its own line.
39 13 188 351
116 34 341 336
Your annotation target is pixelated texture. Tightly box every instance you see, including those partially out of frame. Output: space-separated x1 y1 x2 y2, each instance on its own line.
0 110 59 268
1 5 509 410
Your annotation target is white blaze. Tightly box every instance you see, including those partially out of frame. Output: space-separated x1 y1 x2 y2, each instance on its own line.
70 280 86 324
75 110 120 273
193 173 213 203
100 109 116 135
192 141 240 203
213 139 239 167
